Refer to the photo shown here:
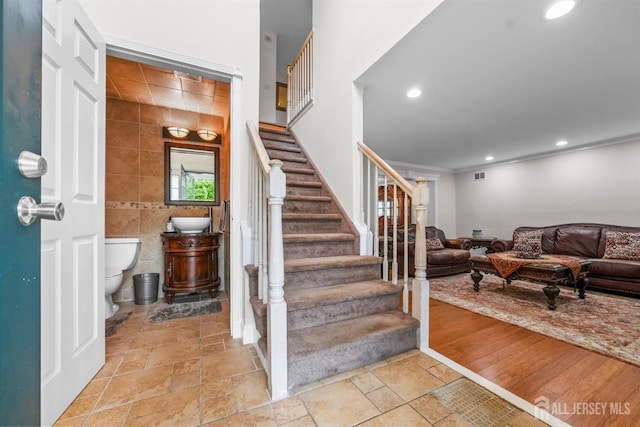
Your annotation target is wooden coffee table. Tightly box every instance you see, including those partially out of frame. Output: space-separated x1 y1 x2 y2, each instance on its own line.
469 255 590 310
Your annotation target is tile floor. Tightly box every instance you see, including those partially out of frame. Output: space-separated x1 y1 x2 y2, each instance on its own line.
54 294 547 426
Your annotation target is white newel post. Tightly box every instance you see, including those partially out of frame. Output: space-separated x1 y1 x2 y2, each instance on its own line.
267 160 288 399
412 177 429 351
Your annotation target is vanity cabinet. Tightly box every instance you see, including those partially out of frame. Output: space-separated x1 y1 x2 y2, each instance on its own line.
162 232 220 304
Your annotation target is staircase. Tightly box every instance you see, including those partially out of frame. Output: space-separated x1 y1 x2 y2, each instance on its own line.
250 123 419 391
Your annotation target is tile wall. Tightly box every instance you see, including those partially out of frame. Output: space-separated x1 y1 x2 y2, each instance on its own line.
106 98 229 302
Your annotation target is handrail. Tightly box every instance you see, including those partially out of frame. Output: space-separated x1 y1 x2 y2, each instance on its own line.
287 30 314 125
247 121 272 175
358 142 413 195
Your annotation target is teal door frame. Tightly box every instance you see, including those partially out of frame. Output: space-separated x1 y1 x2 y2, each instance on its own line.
0 0 43 425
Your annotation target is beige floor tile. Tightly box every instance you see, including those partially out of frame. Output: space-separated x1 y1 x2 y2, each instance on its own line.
300 380 380 427
204 404 276 427
411 394 453 424
434 413 474 427
121 348 151 362
170 370 201 391
232 369 270 412
173 357 201 375
352 372 385 394
202 348 257 381
427 363 463 383
116 359 148 375
366 386 405 413
201 393 237 423
358 404 432 426
507 411 549 427
281 414 317 427
412 352 441 370
128 325 199 349
373 358 445 401
78 377 109 398
201 377 234 401
85 405 129 427
202 342 226 356
94 353 124 379
201 320 231 337
57 394 99 420
96 365 172 410
52 414 87 426
272 396 310 424
124 385 200 427
146 337 201 367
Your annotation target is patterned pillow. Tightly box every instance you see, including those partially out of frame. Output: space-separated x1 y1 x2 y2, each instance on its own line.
425 236 444 250
603 231 640 260
513 230 543 255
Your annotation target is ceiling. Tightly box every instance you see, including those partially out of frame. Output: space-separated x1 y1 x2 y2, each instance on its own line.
356 0 640 171
106 56 230 130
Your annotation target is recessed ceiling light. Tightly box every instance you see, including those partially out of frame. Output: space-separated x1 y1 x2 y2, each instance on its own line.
406 88 422 98
556 140 568 146
545 0 576 19
485 156 494 161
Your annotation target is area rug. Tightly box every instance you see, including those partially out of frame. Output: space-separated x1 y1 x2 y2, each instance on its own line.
148 299 222 323
429 273 640 366
105 311 132 337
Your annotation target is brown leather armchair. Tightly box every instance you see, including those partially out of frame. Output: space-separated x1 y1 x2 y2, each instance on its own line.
390 225 471 278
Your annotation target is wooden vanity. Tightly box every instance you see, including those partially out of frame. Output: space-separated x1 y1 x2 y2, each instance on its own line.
162 232 221 304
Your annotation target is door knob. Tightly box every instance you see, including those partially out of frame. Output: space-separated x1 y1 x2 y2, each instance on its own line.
17 196 65 226
18 151 48 178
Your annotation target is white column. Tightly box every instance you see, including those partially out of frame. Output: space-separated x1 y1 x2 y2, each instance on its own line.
412 177 429 351
267 160 288 399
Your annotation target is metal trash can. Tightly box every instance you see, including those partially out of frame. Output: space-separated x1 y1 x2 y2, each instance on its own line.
133 273 159 305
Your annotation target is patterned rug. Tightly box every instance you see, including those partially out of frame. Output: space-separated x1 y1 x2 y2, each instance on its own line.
148 299 222 323
429 273 640 366
105 311 132 337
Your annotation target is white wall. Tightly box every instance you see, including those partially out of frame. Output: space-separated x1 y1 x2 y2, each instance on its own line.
260 32 277 123
291 0 444 221
78 0 261 339
456 139 640 240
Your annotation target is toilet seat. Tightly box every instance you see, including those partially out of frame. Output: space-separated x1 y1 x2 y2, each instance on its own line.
105 269 122 279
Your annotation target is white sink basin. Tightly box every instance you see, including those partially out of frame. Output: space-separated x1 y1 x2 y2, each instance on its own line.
171 217 210 233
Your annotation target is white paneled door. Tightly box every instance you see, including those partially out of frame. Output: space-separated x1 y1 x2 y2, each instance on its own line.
40 0 105 425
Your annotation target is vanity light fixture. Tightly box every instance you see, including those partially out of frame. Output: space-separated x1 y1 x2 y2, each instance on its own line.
167 126 190 139
556 140 568 146
197 129 218 142
406 88 422 98
485 156 494 161
545 0 576 20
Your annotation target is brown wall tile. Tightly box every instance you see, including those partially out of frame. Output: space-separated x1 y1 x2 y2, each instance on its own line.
105 209 140 236
139 176 164 203
106 120 140 148
107 99 139 122
140 124 164 152
171 110 199 129
140 104 171 125
106 174 139 202
106 147 140 175
140 151 164 177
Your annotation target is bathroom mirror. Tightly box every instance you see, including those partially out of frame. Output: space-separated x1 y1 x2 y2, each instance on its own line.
164 140 220 206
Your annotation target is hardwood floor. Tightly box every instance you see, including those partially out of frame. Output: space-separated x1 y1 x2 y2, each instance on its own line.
429 299 640 426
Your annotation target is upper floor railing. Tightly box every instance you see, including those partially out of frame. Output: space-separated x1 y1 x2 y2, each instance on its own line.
287 30 314 125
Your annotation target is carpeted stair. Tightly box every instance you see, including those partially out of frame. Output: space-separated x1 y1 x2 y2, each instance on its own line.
250 123 419 391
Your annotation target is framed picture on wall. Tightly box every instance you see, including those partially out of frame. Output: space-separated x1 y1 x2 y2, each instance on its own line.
276 82 288 111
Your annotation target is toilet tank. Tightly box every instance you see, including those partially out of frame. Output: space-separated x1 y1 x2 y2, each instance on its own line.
105 238 142 271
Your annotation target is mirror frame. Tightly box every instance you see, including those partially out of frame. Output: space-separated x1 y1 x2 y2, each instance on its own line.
164 140 220 206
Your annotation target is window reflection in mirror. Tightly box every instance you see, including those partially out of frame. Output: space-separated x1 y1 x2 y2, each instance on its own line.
164 141 220 205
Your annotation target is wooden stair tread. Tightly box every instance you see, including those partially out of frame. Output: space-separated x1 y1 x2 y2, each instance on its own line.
282 166 315 175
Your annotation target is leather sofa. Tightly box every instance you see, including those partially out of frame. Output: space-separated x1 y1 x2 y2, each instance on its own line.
491 223 640 295
387 225 471 278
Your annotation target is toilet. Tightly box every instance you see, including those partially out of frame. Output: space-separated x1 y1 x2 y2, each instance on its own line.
105 237 142 319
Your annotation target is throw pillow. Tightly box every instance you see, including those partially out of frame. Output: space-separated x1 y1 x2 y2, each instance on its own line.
425 236 444 250
513 230 543 256
603 231 640 260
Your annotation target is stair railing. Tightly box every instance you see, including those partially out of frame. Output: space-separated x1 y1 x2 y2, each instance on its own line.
287 30 314 126
246 121 288 399
358 142 429 349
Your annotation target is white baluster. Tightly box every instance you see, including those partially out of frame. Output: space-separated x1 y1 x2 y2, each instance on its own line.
412 177 429 351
